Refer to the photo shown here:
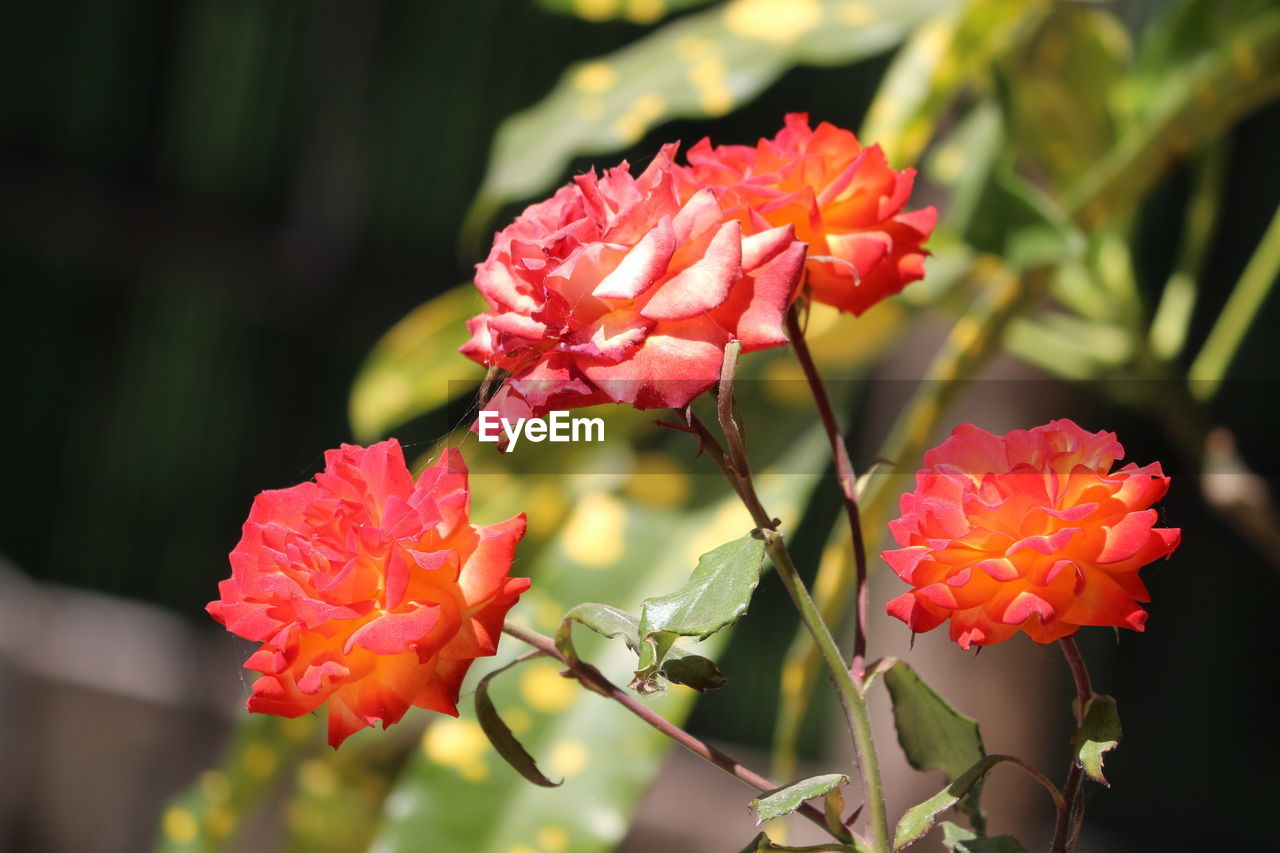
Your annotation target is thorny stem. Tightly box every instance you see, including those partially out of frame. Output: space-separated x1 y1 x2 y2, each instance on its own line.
499 620 841 839
1050 637 1094 853
785 306 870 678
684 376 891 852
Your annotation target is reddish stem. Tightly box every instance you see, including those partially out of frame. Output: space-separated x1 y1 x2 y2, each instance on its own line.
785 307 869 678
500 620 837 838
1050 636 1094 853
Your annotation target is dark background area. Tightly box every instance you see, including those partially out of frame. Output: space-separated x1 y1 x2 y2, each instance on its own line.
2 1 1277 851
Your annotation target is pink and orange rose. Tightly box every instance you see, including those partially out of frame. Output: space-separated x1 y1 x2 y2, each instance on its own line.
884 420 1180 649
681 113 936 316
208 440 528 747
461 144 807 421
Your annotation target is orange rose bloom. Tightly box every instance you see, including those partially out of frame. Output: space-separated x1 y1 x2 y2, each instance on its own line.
680 113 936 316
884 420 1180 649
208 441 529 747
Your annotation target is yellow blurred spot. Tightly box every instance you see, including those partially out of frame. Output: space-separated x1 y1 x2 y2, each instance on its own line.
1233 40 1258 83
724 0 822 44
548 739 590 776
900 124 932 164
761 358 811 408
521 662 579 713
676 36 714 59
460 760 490 782
625 453 691 507
206 805 237 839
805 300 842 337
297 759 338 797
199 770 230 803
688 56 727 89
281 714 314 739
538 825 571 852
573 62 618 94
243 744 276 777
931 140 965 184
688 56 734 117
835 2 875 26
805 300 904 368
561 492 627 567
814 542 848 603
575 0 619 21
526 480 571 537
625 0 665 24
950 316 980 349
163 807 198 844
504 706 533 735
781 660 805 696
612 93 667 145
700 87 734 117
423 717 490 782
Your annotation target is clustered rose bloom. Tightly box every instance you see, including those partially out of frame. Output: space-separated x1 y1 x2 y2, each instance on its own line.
883 420 1180 649
680 113 936 317
461 144 807 421
208 440 528 747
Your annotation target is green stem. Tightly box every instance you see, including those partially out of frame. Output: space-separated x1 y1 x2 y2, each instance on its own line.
785 306 870 678
762 529 891 853
499 621 835 836
1188 202 1280 400
685 411 891 853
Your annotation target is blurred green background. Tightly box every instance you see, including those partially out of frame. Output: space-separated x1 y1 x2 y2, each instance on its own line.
2 1 1278 851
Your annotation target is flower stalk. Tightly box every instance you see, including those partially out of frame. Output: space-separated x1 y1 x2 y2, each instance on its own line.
684 342 892 853
785 305 870 678
1050 637 1094 853
500 620 843 841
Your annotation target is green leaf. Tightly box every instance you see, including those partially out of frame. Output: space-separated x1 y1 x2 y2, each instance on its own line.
468 0 962 226
632 532 765 691
749 773 848 824
1074 694 1122 786
475 658 563 788
658 652 729 691
893 756 1006 850
884 662 988 833
557 601 729 690
940 821 1030 853
347 283 487 443
555 602 641 665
